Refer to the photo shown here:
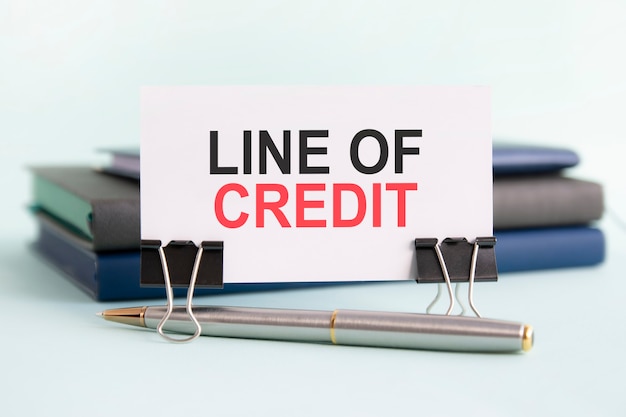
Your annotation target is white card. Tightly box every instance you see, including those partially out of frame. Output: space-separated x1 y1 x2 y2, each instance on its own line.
141 86 492 283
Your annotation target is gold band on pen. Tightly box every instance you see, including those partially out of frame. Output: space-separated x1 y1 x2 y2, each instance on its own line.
330 310 339 344
522 325 534 352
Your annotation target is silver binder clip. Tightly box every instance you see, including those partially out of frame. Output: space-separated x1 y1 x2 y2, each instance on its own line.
425 244 455 315
417 238 496 317
467 240 482 318
140 240 224 343
156 245 203 343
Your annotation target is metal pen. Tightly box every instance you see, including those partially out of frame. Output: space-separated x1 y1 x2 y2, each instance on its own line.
99 305 533 353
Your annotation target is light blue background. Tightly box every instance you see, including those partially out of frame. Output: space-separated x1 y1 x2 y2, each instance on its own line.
2 1 626 226
1 1 625 416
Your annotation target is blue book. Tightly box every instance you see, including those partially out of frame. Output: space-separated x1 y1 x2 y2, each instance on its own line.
32 211 605 300
102 144 582 180
493 143 580 175
494 226 605 273
32 212 333 301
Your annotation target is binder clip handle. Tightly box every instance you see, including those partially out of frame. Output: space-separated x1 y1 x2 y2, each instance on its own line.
416 237 497 318
156 244 203 343
141 240 224 343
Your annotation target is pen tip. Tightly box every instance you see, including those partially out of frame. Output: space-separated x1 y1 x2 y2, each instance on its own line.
96 311 103 317
97 307 147 328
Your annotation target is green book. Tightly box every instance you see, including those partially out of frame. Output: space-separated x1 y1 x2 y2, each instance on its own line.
31 166 140 251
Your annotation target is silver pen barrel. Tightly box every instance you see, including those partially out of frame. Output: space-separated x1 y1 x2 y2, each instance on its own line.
142 306 533 352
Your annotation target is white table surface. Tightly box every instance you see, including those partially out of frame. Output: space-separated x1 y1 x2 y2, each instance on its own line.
1 214 625 416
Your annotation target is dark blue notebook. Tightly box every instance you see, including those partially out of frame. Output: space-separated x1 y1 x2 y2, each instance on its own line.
32 212 336 301
102 144 582 180
32 211 605 300
493 143 580 175
494 226 605 273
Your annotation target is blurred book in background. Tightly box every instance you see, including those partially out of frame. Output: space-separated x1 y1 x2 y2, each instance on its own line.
492 142 604 273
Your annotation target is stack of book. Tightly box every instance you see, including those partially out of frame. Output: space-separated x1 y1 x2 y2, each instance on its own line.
28 144 605 301
30 166 158 300
492 143 605 272
29 164 324 300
